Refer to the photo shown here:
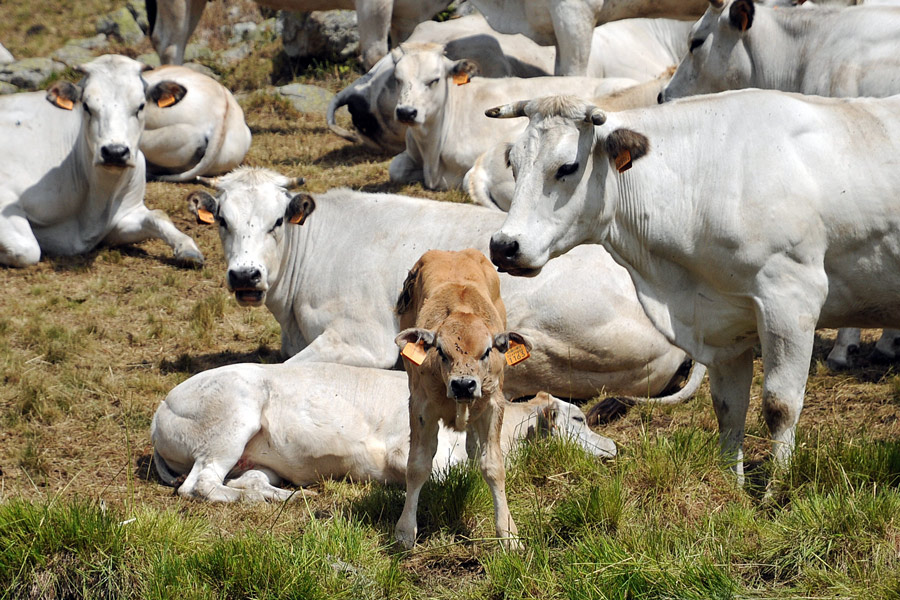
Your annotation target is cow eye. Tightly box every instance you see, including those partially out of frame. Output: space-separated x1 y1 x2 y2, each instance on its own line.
137 102 145 115
436 346 448 362
572 415 585 423
689 38 704 53
555 162 579 180
269 217 283 233
481 348 491 361
427 78 439 87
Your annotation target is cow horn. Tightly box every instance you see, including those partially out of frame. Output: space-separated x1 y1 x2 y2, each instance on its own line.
285 176 305 189
195 176 219 188
709 0 725 8
585 107 607 126
485 100 528 119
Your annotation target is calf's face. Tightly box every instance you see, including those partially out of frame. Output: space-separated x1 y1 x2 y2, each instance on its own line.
396 314 531 402
188 174 312 306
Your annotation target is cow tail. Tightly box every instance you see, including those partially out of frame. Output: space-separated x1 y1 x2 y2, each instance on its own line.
155 84 231 183
152 448 181 487
327 84 366 145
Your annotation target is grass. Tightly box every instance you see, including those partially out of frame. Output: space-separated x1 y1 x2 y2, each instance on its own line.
2 0 900 597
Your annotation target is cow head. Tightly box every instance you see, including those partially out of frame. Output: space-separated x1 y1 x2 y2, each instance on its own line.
396 320 531 403
187 167 310 306
531 393 617 458
485 95 649 275
45 55 188 170
391 42 478 127
659 0 756 102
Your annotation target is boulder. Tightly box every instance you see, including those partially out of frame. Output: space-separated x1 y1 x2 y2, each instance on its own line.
274 83 335 114
280 10 358 61
0 81 19 95
51 45 95 68
96 7 145 46
0 58 66 90
65 34 109 51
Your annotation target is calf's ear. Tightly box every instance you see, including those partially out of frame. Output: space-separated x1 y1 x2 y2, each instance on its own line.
147 80 188 108
493 331 533 353
449 59 478 85
604 129 650 173
46 81 81 110
186 191 218 225
395 328 436 349
286 193 316 225
729 0 755 32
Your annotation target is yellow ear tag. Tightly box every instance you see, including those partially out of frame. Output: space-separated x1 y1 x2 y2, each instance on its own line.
197 208 215 224
615 149 632 173
453 72 470 86
401 341 427 366
505 341 530 366
157 93 176 108
55 97 75 110
289 213 305 225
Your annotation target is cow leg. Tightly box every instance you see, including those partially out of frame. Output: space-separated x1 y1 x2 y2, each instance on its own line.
142 125 206 171
470 400 521 550
395 397 440 550
826 327 861 370
225 469 315 502
872 329 900 362
388 151 424 186
0 209 41 267
707 348 754 485
355 0 391 70
103 207 204 265
549 0 595 76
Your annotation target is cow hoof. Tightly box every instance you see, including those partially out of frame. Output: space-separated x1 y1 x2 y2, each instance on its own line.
825 357 850 371
869 347 898 364
499 536 524 552
394 528 416 551
176 247 205 267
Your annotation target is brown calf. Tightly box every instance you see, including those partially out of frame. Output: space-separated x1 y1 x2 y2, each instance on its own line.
394 248 532 550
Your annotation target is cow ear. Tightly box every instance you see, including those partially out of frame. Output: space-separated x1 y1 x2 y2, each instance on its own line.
46 81 81 111
449 59 478 85
493 331 533 353
395 267 419 315
604 128 650 173
285 193 316 225
147 80 187 108
395 328 435 349
729 0 755 32
187 190 218 225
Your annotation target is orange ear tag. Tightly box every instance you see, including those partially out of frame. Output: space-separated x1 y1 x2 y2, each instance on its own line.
55 97 75 110
401 341 427 366
197 208 215 224
289 213 306 225
615 149 632 173
505 341 530 366
453 72 470 86
157 93 176 108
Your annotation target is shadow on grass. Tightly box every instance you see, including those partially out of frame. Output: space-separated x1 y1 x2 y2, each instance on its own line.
315 144 394 168
159 344 281 375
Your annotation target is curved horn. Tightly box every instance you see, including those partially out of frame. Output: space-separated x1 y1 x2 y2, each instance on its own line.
585 106 607 126
326 79 368 145
285 176 305 189
195 176 219 188
485 100 528 119
709 0 725 8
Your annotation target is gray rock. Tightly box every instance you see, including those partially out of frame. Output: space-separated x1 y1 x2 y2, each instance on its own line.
219 42 254 65
137 53 161 68
65 34 109 51
280 10 358 61
274 83 335 114
51 45 95 68
127 0 150 34
184 43 212 62
0 43 13 65
0 81 20 95
0 58 66 90
96 7 145 46
229 21 259 45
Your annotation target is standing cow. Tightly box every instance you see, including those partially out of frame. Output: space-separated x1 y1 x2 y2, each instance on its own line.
486 91 900 483
0 55 203 267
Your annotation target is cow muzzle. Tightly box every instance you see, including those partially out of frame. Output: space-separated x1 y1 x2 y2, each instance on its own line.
395 105 418 125
489 234 542 277
227 267 266 306
448 376 481 403
99 143 133 168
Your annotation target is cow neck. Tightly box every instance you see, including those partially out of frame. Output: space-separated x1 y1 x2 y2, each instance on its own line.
754 7 821 93
266 200 315 324
415 83 454 190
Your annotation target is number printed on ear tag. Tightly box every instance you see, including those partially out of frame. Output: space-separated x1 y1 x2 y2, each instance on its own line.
505 341 530 366
401 341 427 366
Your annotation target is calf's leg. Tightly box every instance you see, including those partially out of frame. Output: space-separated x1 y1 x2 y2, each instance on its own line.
395 396 440 550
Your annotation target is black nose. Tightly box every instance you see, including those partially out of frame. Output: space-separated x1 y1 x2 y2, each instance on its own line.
228 267 262 290
450 377 478 399
657 91 664 104
489 234 519 267
101 144 130 164
396 106 418 122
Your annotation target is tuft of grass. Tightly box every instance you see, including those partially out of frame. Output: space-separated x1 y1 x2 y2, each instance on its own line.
188 292 227 341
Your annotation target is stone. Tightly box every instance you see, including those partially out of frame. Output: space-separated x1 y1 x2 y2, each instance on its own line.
274 83 335 114
228 21 259 45
65 34 109 51
51 45 95 68
96 7 145 46
280 10 358 61
0 57 66 91
219 43 254 65
137 53 161 68
184 43 212 62
0 81 20 95
0 43 13 66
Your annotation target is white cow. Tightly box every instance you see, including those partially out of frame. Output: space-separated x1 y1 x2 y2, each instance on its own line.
141 66 251 183
186 166 705 401
465 71 673 210
469 0 708 76
486 91 900 481
584 18 690 80
388 42 636 191
147 0 450 69
151 361 616 502
327 14 554 153
0 55 203 268
659 0 900 368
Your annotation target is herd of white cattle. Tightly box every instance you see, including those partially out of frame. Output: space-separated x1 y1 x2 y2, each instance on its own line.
3 0 900 549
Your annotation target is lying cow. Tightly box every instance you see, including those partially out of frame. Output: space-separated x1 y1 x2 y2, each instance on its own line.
469 0 707 76
659 0 900 369
0 55 203 268
187 166 704 401
465 70 674 210
141 66 251 183
388 42 636 191
151 360 615 502
486 91 900 483
393 248 528 549
327 14 554 154
147 0 450 69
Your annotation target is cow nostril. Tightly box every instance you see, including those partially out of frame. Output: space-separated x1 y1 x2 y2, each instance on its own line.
489 237 519 262
450 378 477 398
228 268 262 289
101 144 129 163
396 106 418 122
657 91 664 104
